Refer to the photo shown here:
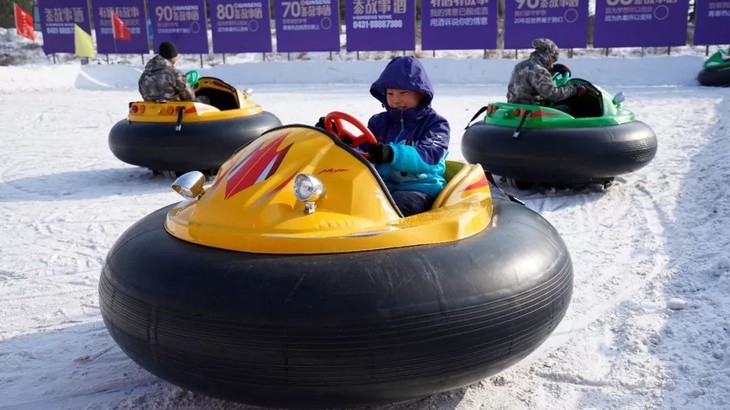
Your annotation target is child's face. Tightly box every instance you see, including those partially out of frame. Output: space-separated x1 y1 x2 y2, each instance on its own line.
386 89 423 111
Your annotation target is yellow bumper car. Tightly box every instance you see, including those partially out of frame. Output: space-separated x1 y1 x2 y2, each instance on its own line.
100 112 573 408
108 76 281 175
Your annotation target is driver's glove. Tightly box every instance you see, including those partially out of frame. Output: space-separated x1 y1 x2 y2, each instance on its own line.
314 116 327 129
314 117 344 139
551 63 570 75
342 136 355 146
368 143 394 164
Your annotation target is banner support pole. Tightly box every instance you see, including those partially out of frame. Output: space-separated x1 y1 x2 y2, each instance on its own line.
223 53 226 64
200 54 203 68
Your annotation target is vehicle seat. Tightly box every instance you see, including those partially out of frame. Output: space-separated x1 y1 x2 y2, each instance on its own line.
431 161 488 209
194 77 240 110
571 92 603 118
561 79 604 118
195 87 238 110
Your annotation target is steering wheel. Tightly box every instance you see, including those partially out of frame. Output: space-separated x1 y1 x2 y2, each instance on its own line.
323 111 377 148
551 63 571 87
185 70 199 88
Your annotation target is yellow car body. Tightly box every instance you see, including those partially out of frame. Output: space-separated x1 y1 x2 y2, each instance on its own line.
101 122 573 408
109 76 281 173
165 126 494 254
127 77 264 123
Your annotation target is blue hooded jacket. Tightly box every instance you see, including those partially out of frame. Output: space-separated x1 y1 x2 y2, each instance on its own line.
367 56 450 198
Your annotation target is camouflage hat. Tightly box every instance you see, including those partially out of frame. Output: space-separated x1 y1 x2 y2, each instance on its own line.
532 38 560 61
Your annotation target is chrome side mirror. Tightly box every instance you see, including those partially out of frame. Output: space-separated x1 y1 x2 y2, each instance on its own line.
172 171 206 200
612 92 625 105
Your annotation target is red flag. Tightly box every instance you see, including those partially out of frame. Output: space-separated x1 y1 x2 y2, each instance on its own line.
14 3 35 41
111 12 131 41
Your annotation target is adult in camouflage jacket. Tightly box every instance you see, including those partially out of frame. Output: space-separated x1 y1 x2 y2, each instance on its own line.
506 38 580 107
138 41 195 102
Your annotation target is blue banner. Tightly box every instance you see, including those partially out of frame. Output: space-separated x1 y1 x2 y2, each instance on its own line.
209 0 273 53
92 0 150 54
693 1 730 45
504 0 588 49
38 0 91 54
421 0 497 50
148 0 208 54
593 0 690 48
274 0 340 52
345 0 415 52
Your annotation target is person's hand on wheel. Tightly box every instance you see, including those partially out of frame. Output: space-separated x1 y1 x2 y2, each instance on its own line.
552 63 570 75
367 143 393 164
315 116 346 141
314 116 328 129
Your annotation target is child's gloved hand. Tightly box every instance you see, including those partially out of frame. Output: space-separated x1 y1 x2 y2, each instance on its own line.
314 116 343 139
368 142 394 164
314 116 325 128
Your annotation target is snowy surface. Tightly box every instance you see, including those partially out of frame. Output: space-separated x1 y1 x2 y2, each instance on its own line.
1 27 730 410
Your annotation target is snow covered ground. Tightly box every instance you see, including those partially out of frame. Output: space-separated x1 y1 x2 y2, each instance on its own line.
1 28 730 409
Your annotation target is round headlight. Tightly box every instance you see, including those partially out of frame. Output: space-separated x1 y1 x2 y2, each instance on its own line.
171 171 206 200
293 174 324 202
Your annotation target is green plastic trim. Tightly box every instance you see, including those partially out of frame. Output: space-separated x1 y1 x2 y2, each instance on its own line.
703 50 730 69
480 80 636 128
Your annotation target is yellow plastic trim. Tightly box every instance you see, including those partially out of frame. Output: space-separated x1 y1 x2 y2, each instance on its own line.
165 128 493 254
128 80 263 123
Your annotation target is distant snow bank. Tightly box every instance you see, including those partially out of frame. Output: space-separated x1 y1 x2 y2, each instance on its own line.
0 55 704 93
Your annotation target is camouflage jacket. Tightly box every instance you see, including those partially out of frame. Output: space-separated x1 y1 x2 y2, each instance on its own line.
506 52 576 105
138 55 195 102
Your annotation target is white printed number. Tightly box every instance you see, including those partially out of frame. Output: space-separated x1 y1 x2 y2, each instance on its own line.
354 20 403 29
282 1 301 18
606 0 635 6
516 0 540 9
217 4 235 20
156 6 174 21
